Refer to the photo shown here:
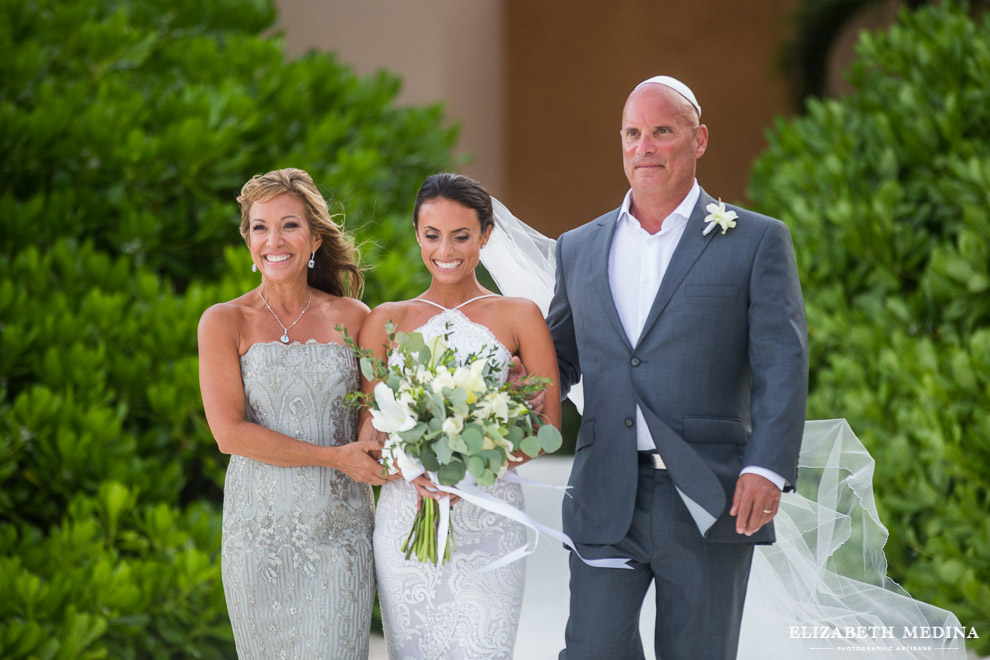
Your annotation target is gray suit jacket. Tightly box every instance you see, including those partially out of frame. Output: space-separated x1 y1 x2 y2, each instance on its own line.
548 189 808 546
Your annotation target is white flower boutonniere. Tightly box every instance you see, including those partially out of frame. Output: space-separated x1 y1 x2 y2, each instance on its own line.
702 199 739 236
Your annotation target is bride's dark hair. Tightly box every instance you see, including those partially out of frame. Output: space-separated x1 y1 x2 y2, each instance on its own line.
413 173 494 233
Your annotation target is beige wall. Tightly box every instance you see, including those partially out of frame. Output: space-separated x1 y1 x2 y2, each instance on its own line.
273 0 506 191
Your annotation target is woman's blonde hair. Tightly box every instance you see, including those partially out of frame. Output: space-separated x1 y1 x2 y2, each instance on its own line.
238 168 363 297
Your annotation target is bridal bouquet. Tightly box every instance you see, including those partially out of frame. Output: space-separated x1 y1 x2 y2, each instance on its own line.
341 322 562 565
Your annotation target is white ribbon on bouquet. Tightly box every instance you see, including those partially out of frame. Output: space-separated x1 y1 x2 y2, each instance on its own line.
401 466 632 572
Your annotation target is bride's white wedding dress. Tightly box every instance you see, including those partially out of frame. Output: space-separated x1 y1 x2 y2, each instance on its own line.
480 200 968 659
374 295 527 660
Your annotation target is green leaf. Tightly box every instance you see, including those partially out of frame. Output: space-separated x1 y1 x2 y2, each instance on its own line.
476 469 496 487
479 449 505 472
538 424 563 454
520 435 541 458
420 446 440 472
466 456 486 480
437 460 466 486
507 425 525 449
359 357 375 381
460 424 485 454
431 393 446 419
399 422 427 443
433 438 453 464
448 387 468 415
447 434 468 454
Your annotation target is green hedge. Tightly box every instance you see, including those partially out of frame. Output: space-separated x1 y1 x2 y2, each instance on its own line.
749 2 990 652
0 0 455 656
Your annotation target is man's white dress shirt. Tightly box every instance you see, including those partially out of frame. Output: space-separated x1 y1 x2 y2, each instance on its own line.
607 180 785 489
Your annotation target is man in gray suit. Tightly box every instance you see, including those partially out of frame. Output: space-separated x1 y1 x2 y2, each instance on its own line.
549 76 808 659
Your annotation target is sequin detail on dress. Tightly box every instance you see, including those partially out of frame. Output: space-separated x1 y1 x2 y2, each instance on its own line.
222 342 374 659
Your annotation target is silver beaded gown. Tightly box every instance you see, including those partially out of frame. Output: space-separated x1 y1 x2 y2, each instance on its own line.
374 296 527 659
221 341 375 659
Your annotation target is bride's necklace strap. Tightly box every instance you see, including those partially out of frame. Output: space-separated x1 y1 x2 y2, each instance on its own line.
259 287 313 344
413 293 499 312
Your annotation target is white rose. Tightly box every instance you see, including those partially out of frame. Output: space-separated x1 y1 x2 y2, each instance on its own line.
442 416 464 436
431 366 455 394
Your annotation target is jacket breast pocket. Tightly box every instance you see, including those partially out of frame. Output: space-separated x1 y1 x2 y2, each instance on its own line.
684 283 739 297
575 419 596 451
683 416 748 445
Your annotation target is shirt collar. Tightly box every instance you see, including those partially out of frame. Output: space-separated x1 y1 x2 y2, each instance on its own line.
617 180 701 233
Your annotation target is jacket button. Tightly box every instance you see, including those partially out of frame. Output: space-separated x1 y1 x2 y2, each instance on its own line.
624 418 634 427
630 357 640 367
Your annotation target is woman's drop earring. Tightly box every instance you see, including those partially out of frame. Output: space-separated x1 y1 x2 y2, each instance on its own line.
308 252 316 269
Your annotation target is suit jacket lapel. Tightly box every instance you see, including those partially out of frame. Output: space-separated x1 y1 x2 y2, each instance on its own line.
590 210 633 350
636 190 717 346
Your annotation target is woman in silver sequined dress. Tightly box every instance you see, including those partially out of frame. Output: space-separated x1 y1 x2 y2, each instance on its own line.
359 174 562 659
198 168 394 659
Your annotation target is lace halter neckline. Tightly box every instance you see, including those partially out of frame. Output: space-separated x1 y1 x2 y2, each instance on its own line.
412 293 498 311
402 293 511 366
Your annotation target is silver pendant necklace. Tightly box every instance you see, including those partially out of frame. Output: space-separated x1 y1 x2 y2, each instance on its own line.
259 287 313 344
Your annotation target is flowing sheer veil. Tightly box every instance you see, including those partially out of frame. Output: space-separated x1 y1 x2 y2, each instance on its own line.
482 198 583 411
480 199 967 659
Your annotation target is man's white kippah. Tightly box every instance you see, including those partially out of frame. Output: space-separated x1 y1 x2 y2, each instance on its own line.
633 75 701 118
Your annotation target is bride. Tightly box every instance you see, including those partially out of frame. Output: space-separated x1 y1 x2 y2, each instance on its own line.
359 173 562 659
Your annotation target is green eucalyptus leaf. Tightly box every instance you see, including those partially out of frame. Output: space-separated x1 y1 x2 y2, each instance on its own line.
460 424 485 454
434 438 454 464
476 468 497 487
466 456 486 480
420 447 440 472
520 435 541 458
437 460 466 486
359 357 375 381
538 424 563 454
447 434 468 454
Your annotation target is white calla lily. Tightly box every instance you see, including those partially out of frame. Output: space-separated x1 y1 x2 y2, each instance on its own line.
370 382 417 434
491 391 511 422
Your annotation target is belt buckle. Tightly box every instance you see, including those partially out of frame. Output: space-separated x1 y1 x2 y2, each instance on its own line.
640 451 666 470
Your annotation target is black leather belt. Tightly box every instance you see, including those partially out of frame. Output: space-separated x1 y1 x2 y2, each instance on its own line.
638 450 667 470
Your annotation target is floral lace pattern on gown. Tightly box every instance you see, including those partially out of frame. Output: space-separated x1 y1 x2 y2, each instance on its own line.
374 304 527 660
222 341 374 659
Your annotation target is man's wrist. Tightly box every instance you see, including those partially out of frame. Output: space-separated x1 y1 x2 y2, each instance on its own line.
740 465 786 491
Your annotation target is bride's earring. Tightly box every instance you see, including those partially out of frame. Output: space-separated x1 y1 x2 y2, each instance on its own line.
308 251 316 269
252 262 258 273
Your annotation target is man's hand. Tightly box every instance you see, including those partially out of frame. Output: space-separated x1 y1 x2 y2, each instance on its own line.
730 472 780 536
333 439 397 486
507 356 546 415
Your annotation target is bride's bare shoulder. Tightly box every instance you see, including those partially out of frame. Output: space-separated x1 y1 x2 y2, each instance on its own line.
494 295 541 314
491 296 545 327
